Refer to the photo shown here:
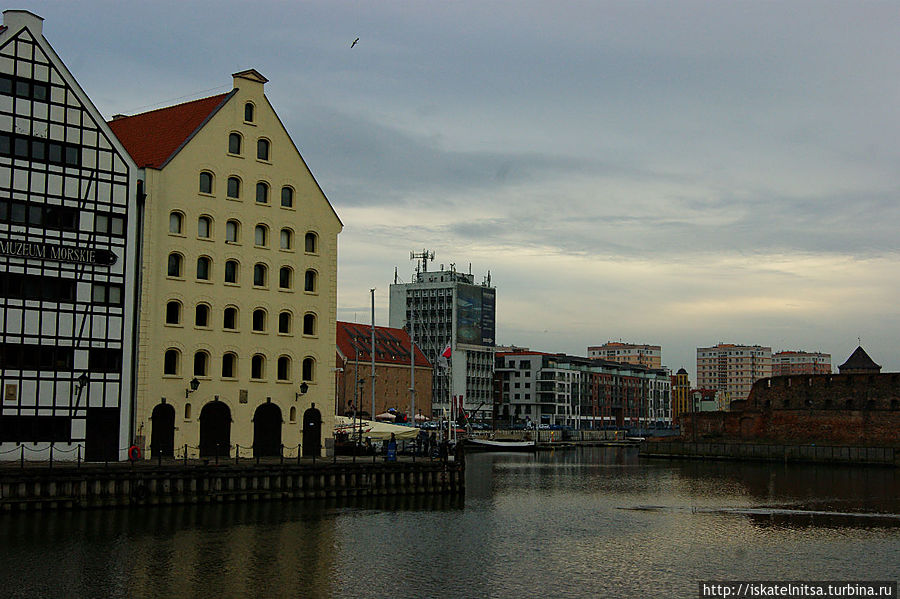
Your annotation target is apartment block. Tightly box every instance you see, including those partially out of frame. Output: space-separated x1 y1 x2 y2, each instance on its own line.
696 343 772 404
772 351 831 376
587 342 662 369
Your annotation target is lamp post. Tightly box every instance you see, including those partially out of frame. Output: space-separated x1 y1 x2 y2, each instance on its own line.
185 377 200 399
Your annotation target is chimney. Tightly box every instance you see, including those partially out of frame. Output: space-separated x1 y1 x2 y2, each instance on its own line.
3 10 44 36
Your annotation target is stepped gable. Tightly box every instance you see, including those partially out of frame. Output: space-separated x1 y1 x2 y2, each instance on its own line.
838 346 882 374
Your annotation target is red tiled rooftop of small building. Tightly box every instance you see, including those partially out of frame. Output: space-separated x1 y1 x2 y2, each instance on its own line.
336 321 431 368
107 93 230 168
496 351 552 357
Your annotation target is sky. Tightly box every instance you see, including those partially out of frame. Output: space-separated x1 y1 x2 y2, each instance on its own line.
18 1 900 381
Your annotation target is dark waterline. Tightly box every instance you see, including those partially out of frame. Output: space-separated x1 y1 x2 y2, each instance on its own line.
2 447 899 599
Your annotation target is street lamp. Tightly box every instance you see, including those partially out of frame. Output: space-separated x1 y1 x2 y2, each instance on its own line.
295 382 309 401
185 377 200 398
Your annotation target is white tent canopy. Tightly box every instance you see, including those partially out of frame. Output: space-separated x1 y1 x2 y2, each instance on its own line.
334 416 418 441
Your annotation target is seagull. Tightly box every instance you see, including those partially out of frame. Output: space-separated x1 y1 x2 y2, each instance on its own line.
351 38 359 48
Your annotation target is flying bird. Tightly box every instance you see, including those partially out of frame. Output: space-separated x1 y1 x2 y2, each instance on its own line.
351 38 359 48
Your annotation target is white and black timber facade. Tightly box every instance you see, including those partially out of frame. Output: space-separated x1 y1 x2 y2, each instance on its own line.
0 11 139 461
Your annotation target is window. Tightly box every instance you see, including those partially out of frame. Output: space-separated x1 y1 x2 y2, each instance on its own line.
196 256 211 280
256 181 269 204
289 406 296 422
194 351 209 377
302 357 315 382
303 313 316 336
257 139 270 161
224 260 238 284
280 228 293 250
253 263 267 287
195 304 210 327
222 353 237 378
227 176 241 199
92 283 123 305
278 311 292 334
254 224 268 247
198 216 211 238
304 269 317 292
251 354 265 380
223 306 238 330
164 349 180 376
199 171 213 194
169 211 183 234
305 232 318 253
228 132 242 155
94 213 125 236
167 253 183 277
184 404 192 420
277 356 291 381
279 266 292 290
225 220 240 243
252 309 266 332
244 102 254 123
281 186 293 208
165 301 182 325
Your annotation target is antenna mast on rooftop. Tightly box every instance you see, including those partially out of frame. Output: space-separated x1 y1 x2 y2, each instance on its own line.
410 249 435 273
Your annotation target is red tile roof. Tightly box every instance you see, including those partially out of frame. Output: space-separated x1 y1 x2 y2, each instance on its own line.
336 321 431 368
107 93 231 168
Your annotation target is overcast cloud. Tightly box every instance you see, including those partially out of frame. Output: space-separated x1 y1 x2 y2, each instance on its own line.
24 0 900 379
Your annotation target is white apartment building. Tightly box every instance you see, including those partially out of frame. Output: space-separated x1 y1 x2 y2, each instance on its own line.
696 343 772 404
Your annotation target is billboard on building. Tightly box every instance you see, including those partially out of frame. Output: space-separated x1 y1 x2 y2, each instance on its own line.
456 284 495 346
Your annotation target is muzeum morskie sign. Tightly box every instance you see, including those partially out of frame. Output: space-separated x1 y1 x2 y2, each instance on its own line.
0 239 117 266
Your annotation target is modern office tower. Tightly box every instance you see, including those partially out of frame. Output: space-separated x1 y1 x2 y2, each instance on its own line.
771 351 831 376
587 342 662 369
0 11 140 461
389 253 495 420
670 368 691 422
696 343 772 404
494 352 671 430
109 70 342 459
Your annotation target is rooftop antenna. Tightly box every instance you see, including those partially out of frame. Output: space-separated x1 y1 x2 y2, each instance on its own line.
410 249 434 273
394 266 398 284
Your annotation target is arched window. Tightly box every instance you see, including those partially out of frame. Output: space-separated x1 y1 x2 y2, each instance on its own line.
222 352 237 378
257 139 270 161
227 176 241 199
198 215 212 238
254 224 268 247
184 403 192 419
196 256 211 280
163 349 180 375
225 220 240 243
224 260 238 284
305 232 318 253
167 253 183 277
194 351 209 377
223 306 238 330
303 313 316 336
256 181 269 204
304 269 317 293
169 211 183 234
251 354 265 380
199 171 213 194
252 309 266 332
278 311 292 334
195 303 210 327
253 263 267 287
244 102 254 123
228 132 242 155
277 356 291 381
165 300 182 325
280 228 293 250
289 406 297 422
279 266 292 290
302 357 315 382
281 186 293 208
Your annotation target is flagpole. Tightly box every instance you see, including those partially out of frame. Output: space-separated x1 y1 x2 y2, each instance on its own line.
370 288 376 429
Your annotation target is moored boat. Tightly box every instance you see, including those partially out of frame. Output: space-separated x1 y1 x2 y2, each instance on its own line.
464 438 536 452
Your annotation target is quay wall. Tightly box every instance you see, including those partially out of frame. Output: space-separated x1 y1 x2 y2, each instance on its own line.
0 460 464 511
640 440 900 467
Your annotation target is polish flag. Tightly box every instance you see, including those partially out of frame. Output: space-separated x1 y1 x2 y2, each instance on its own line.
438 343 452 369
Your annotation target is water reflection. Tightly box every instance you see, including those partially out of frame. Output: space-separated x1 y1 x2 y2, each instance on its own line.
1 447 898 599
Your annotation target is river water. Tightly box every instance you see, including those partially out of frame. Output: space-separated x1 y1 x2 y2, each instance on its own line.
2 447 899 598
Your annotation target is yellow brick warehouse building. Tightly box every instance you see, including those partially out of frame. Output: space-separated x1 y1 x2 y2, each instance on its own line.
110 70 342 459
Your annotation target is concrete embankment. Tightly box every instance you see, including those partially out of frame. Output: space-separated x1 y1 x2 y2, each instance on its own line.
639 440 900 467
0 457 464 511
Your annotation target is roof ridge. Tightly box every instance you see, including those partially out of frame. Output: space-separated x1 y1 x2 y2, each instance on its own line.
115 92 229 121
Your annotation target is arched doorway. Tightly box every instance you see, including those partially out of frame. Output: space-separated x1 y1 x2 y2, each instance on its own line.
199 400 231 457
253 402 283 457
302 404 322 457
150 402 175 458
